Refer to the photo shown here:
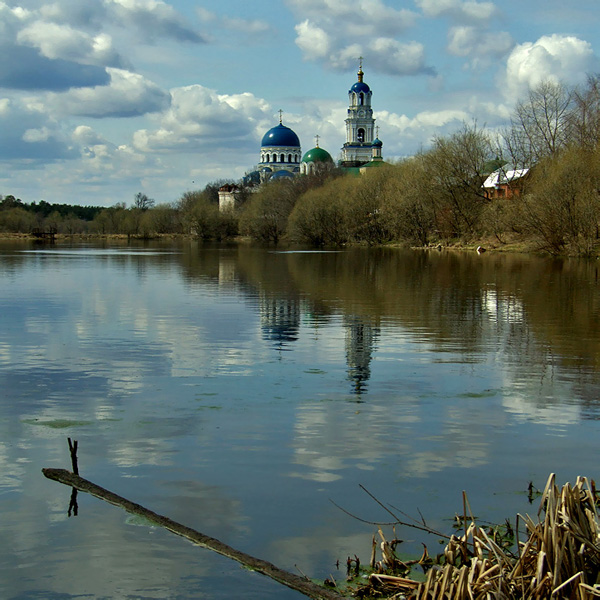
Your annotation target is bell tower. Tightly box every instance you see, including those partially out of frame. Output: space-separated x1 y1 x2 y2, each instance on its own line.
341 58 376 168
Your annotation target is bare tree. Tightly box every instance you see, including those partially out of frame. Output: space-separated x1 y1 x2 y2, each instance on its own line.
133 192 155 211
569 74 600 151
427 122 495 237
503 80 572 168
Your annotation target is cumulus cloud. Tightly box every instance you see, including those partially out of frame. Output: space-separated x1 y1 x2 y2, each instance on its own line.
0 98 76 161
0 0 202 93
70 125 159 182
416 0 497 22
132 85 271 153
288 0 432 75
105 0 204 43
288 0 416 37
0 44 110 91
447 25 513 66
294 20 433 75
46 68 171 118
17 21 125 67
196 9 272 42
295 20 331 61
502 34 600 102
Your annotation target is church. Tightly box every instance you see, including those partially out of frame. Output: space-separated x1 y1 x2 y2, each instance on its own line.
255 60 384 181
220 62 384 209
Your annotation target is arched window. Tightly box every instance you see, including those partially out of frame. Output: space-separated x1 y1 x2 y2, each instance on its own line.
288 154 292 163
357 128 365 143
280 153 285 162
265 153 270 162
273 154 277 163
359 93 364 106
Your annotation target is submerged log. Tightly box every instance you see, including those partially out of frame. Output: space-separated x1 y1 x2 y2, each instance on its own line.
42 468 347 600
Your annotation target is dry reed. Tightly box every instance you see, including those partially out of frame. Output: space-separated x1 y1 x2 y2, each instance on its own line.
363 474 600 600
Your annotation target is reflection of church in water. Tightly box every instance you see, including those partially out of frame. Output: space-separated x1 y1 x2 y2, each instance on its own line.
258 292 378 394
259 294 300 349
344 316 379 395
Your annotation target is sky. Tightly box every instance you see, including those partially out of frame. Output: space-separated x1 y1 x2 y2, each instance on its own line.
1 0 600 208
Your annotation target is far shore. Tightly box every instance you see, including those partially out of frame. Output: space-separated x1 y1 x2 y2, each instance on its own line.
0 231 576 257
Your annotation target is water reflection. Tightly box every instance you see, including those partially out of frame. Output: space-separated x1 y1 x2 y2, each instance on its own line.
1 241 600 599
344 315 379 395
260 294 300 349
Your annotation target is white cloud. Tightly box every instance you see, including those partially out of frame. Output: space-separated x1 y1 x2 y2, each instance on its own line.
69 125 158 182
369 38 431 76
294 21 432 75
46 68 171 118
195 10 272 42
17 21 123 67
295 20 331 61
132 85 271 153
289 0 430 75
105 0 204 43
0 97 76 161
222 17 271 35
288 0 416 36
448 25 513 66
416 0 497 22
502 34 600 102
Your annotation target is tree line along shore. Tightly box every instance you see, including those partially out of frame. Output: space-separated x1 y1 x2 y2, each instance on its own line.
3 77 600 257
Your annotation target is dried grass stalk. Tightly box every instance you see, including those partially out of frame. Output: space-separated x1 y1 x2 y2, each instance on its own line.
365 474 600 600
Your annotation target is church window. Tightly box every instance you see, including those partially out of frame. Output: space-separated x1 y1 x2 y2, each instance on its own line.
266 153 270 162
288 154 292 163
359 93 364 106
273 155 277 162
357 128 365 143
280 153 285 162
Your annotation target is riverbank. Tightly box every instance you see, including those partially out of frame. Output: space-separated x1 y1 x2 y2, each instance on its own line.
0 231 594 258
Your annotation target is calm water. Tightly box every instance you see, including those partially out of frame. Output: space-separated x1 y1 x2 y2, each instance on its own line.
1 240 600 599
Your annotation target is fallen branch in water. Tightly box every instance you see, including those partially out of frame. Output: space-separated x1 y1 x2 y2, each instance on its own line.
42 467 348 600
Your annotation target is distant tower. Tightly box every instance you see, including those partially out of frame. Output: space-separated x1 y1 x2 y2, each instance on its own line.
340 58 376 168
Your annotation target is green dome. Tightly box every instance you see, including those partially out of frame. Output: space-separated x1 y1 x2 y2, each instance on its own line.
301 147 333 163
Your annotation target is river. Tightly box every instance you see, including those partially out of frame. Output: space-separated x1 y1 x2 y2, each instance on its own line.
1 239 599 599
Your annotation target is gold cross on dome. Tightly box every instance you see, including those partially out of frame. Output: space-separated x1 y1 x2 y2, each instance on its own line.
278 109 283 124
315 134 320 147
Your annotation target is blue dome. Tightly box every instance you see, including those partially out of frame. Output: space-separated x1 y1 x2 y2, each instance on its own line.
350 81 370 94
261 123 300 148
373 138 383 147
270 170 295 180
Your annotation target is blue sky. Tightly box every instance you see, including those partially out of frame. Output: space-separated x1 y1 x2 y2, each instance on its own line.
2 0 599 207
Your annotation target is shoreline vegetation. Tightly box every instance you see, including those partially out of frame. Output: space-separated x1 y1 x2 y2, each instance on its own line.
0 231 539 257
4 76 600 257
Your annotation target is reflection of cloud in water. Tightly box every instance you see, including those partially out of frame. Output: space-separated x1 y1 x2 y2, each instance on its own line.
291 396 498 482
290 403 416 482
503 394 580 426
109 436 179 469
0 442 27 491
481 288 525 324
